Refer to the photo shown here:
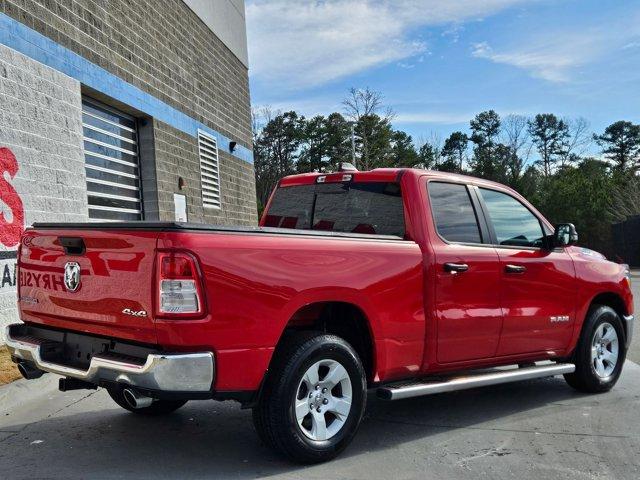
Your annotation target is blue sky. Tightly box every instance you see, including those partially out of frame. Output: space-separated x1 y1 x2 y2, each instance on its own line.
246 0 640 154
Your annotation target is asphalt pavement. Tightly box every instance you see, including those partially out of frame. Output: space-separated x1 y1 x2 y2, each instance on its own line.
0 282 638 479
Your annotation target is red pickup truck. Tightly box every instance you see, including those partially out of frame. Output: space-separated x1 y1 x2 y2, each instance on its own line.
6 168 634 463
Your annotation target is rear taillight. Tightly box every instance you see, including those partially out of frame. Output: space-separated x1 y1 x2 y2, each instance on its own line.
156 251 205 317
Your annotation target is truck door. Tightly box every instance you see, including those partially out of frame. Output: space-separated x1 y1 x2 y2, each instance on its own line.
476 187 577 356
426 181 503 364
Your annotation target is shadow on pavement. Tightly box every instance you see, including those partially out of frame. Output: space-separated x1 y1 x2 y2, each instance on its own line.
0 376 600 479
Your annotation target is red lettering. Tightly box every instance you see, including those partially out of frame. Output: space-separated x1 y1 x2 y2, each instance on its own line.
85 251 109 276
52 275 64 291
32 272 41 288
42 274 51 290
0 147 25 249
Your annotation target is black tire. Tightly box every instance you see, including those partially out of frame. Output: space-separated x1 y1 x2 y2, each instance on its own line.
107 387 188 416
564 305 626 393
251 401 270 446
252 331 367 463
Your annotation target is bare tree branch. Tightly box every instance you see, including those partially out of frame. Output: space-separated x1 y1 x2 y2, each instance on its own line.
342 87 395 170
342 87 395 121
608 176 640 222
501 114 530 158
560 117 592 166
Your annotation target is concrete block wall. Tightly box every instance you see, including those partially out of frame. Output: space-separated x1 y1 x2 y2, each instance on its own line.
1 0 252 146
0 43 88 339
1 0 257 226
154 120 257 225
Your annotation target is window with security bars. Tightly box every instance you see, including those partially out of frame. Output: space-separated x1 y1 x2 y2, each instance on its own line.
82 98 143 221
198 131 221 209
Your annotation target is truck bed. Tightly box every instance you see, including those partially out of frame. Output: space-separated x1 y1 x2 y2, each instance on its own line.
18 222 424 391
32 222 404 241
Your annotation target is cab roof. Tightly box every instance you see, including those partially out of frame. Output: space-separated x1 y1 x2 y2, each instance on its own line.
278 168 516 193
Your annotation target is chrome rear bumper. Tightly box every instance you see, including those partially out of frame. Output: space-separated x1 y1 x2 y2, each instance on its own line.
5 324 214 393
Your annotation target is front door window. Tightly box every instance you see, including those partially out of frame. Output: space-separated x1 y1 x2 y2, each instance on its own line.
479 188 544 248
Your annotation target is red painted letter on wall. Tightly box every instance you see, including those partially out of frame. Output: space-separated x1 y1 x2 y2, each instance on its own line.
0 147 25 248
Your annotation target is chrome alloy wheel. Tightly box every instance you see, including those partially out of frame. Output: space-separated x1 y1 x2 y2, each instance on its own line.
591 321 619 378
294 359 353 441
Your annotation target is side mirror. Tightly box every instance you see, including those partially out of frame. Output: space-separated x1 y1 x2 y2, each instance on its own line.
554 223 578 247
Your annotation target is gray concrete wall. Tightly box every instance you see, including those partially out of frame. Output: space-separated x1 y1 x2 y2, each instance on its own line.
1 0 253 148
183 0 248 67
0 43 88 340
1 0 257 225
153 120 258 225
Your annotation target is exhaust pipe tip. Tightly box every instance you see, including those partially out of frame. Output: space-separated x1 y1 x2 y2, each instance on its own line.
17 362 44 380
122 388 154 409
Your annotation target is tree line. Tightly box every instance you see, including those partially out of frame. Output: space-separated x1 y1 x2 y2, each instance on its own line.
253 88 640 257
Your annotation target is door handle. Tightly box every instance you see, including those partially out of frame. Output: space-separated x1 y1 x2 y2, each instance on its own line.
444 263 469 274
505 264 526 274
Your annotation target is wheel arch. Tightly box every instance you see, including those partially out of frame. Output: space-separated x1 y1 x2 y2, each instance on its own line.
573 292 631 351
272 300 378 384
590 292 629 317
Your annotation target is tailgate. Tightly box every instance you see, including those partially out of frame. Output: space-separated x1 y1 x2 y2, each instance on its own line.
18 228 159 344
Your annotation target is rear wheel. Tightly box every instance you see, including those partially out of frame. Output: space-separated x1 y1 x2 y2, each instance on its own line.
107 387 188 416
252 332 366 463
564 305 626 393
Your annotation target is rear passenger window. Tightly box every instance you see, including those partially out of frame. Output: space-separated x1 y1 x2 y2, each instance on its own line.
265 182 405 237
312 182 404 237
264 185 314 230
479 188 544 248
428 182 482 243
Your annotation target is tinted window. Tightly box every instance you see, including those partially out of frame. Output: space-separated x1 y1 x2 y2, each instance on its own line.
265 182 405 237
480 188 544 247
428 182 482 243
264 185 314 230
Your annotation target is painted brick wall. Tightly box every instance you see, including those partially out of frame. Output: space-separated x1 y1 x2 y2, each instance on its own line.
153 121 257 225
0 43 88 340
1 0 253 147
1 0 257 226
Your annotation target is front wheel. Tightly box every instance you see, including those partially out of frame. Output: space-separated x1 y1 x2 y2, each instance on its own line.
253 332 366 463
564 305 626 393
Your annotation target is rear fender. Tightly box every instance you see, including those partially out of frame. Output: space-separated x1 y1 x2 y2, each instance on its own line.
272 288 385 380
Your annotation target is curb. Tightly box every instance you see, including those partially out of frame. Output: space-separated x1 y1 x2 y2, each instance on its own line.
0 375 58 415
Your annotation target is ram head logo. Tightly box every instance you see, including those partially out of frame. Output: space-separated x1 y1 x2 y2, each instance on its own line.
63 262 81 292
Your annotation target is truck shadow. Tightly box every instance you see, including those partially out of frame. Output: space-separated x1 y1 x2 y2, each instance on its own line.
0 377 609 479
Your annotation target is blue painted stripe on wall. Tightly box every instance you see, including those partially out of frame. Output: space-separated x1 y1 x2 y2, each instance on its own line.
0 13 253 165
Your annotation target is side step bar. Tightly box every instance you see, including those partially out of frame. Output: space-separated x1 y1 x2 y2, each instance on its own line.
377 363 575 400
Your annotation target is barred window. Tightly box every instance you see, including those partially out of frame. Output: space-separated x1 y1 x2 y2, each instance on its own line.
82 98 142 221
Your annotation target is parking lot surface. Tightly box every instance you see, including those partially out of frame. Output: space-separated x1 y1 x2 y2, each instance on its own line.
0 280 637 479
1 360 639 480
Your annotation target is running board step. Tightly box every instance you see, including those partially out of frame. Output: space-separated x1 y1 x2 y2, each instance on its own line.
377 363 575 401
